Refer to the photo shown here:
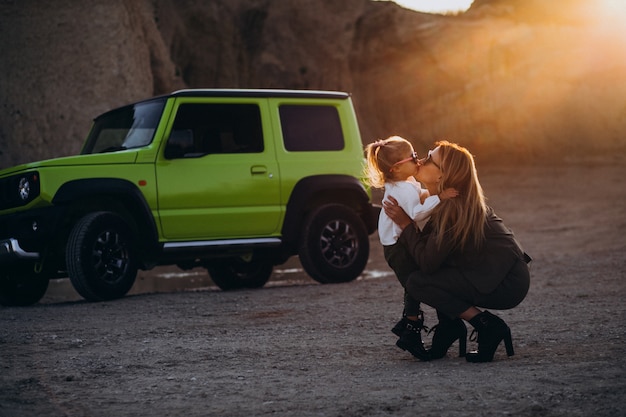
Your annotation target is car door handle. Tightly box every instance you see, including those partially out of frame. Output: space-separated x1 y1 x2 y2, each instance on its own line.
250 165 267 175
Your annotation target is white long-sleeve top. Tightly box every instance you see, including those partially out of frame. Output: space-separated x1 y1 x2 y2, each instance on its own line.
378 177 441 246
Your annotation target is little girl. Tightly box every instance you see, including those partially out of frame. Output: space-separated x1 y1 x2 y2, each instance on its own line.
365 136 457 360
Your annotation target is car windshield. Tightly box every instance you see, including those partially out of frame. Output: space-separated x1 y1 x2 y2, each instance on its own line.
81 98 166 154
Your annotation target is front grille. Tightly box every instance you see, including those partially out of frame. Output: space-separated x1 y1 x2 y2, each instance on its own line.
0 176 13 210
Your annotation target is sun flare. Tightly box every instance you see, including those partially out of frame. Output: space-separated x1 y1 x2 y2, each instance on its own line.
593 0 626 25
384 0 473 14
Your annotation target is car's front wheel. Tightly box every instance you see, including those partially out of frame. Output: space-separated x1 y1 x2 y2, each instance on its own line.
299 204 369 284
206 254 273 291
66 211 138 302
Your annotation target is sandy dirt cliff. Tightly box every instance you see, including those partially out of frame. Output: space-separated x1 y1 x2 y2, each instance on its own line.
1 0 625 168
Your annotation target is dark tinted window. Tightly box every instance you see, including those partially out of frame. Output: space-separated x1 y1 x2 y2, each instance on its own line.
279 105 344 151
165 103 263 159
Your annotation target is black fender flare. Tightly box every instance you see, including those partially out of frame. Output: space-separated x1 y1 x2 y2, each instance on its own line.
281 175 377 249
52 178 160 261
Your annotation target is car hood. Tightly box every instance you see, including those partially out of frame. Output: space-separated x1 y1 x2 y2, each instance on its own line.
0 152 139 176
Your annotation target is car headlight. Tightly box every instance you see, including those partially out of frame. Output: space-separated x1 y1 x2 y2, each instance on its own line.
18 177 31 200
0 171 40 210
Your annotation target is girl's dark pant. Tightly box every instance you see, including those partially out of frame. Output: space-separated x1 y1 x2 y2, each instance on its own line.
383 243 422 317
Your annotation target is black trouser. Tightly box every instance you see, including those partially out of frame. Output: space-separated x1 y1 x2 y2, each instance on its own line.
383 243 422 317
405 258 530 320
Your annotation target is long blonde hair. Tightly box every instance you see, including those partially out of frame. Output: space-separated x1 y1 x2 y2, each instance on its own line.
364 136 414 188
431 140 487 250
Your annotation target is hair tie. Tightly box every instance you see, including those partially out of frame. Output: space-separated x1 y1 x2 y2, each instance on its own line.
373 140 386 158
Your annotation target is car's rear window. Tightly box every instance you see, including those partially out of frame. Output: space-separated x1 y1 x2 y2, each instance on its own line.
279 105 344 151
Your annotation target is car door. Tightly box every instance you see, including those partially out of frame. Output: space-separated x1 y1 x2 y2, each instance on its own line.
155 99 282 240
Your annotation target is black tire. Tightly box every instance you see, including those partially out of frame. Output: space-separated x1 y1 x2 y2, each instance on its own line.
206 255 273 291
0 266 50 307
299 204 369 284
66 211 138 302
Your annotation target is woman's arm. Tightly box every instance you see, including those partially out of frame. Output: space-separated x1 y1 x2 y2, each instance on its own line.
385 196 454 273
382 196 413 229
397 225 453 273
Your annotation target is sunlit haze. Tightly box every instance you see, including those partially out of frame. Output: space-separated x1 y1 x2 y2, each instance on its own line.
378 0 473 14
364 0 626 159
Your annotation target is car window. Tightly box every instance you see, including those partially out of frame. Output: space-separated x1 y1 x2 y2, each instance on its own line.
83 98 166 154
165 103 264 159
279 105 344 151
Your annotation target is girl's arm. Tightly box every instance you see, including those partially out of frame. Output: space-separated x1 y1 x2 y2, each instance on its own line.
439 188 459 200
412 188 459 227
411 194 439 223
419 189 429 204
386 182 423 222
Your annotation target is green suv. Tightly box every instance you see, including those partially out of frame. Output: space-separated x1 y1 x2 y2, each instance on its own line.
0 89 378 306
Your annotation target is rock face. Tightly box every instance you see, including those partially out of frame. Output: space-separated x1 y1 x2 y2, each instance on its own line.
1 0 625 168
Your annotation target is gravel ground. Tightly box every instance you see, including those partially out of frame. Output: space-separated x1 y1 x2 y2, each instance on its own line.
1 162 625 417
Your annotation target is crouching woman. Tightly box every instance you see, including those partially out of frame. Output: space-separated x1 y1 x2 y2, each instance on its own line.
384 141 531 362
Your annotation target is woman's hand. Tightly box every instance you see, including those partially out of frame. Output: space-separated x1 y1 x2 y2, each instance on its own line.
383 196 413 229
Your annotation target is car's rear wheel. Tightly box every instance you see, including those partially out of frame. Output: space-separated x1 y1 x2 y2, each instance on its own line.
66 211 138 302
299 204 369 284
0 265 50 306
206 254 273 290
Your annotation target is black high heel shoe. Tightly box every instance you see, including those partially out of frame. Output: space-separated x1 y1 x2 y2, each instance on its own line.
391 316 408 337
466 311 514 363
396 312 431 361
428 313 467 359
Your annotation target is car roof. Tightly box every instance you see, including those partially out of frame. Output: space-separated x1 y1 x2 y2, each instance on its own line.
170 89 350 99
96 89 351 120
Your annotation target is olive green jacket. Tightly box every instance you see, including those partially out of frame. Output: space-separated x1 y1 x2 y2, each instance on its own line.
398 207 530 294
